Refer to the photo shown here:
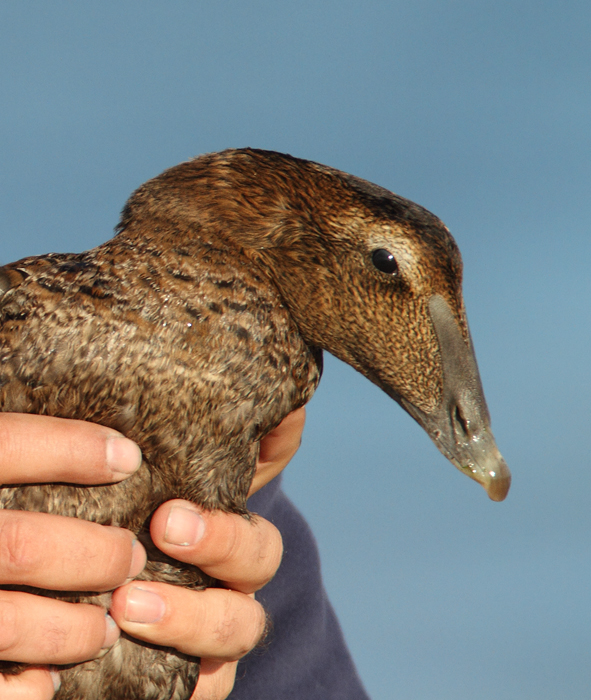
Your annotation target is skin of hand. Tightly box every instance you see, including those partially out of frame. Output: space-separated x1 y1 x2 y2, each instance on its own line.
0 407 305 700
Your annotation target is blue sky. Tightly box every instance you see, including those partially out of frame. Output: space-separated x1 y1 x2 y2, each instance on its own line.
2 2 591 698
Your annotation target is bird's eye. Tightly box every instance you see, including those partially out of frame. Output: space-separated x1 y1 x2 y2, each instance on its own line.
371 249 399 275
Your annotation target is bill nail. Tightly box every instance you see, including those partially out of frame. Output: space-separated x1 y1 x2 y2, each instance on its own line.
106 436 143 479
125 587 166 624
164 506 206 546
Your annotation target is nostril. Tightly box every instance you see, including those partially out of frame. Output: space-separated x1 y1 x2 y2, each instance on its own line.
454 405 470 439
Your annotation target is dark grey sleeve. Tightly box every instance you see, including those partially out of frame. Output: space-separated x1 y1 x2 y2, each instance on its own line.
229 477 371 700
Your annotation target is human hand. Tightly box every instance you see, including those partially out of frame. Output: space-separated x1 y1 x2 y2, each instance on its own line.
0 407 305 700
0 413 145 699
248 406 306 496
110 406 306 700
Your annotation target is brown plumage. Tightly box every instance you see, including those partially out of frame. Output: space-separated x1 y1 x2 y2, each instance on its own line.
0 148 510 699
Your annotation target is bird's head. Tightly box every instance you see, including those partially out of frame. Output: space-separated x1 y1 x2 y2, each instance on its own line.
122 148 510 501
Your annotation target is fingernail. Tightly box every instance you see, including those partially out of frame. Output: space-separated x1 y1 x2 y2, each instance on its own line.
102 613 120 648
164 506 205 546
106 436 142 479
126 539 147 581
125 586 166 624
49 668 61 692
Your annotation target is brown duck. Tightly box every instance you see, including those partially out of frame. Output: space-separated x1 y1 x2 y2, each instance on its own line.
0 148 510 700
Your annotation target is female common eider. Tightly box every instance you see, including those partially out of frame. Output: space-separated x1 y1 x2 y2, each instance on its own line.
0 149 510 700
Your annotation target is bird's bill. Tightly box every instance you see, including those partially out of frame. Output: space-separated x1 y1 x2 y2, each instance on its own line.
399 294 511 502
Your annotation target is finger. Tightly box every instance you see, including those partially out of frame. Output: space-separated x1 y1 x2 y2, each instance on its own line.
191 659 238 700
249 407 306 495
0 667 59 700
0 413 142 485
0 592 119 664
110 583 266 661
0 511 146 591
150 502 282 594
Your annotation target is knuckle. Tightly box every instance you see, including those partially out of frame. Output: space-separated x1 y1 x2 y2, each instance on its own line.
89 530 133 589
0 515 43 580
256 521 283 584
243 518 283 588
0 600 19 654
38 608 102 663
213 516 283 589
67 616 103 662
211 592 241 649
243 599 267 654
36 616 73 660
211 593 265 659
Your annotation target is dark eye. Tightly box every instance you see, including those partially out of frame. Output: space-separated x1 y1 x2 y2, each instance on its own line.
371 249 399 275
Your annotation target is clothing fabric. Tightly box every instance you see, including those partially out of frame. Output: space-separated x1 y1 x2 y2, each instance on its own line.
229 476 370 699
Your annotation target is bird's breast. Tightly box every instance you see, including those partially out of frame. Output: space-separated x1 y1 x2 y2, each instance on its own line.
0 239 320 525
